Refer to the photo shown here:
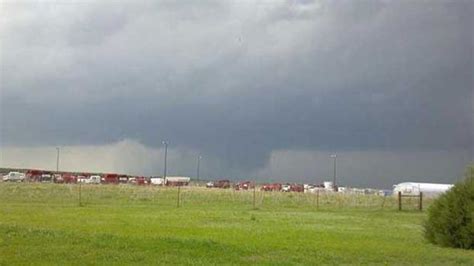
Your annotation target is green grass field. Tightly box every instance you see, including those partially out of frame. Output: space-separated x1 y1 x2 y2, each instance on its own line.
1 183 473 265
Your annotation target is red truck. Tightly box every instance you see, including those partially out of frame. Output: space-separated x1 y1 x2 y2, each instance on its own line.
261 183 282 192
290 184 304 193
135 176 148 185
234 181 255 190
62 174 77 184
282 183 304 193
26 170 45 182
102 174 119 184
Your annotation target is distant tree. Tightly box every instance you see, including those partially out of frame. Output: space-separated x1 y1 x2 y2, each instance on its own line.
424 165 474 249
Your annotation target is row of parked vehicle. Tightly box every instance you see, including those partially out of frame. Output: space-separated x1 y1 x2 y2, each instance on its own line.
205 179 333 193
1 170 191 186
2 170 337 193
205 180 255 190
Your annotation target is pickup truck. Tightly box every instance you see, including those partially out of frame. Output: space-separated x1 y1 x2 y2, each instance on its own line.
41 174 53 182
2 172 26 182
77 175 101 184
87 175 101 184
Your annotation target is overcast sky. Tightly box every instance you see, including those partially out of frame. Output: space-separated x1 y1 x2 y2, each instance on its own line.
0 0 473 188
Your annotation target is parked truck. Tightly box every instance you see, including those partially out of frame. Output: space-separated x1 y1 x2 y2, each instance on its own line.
61 174 77 184
234 181 254 190
165 176 190 186
102 174 119 184
2 172 25 182
261 183 282 192
78 175 100 184
206 179 231 189
282 183 304 193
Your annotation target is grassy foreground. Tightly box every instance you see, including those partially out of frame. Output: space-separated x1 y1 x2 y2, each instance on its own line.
0 183 473 265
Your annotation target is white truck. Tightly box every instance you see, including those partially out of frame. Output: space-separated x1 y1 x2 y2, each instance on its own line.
88 175 101 184
150 177 164 185
77 175 101 184
2 172 26 182
41 174 53 182
282 184 291 192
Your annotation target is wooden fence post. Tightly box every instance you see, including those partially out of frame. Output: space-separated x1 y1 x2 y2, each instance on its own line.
419 192 423 211
398 191 402 211
79 182 82 207
177 186 181 208
316 190 319 210
253 182 256 209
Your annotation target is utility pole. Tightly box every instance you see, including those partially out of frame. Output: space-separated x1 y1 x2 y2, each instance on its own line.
196 155 202 182
331 154 337 192
162 140 168 185
56 147 60 172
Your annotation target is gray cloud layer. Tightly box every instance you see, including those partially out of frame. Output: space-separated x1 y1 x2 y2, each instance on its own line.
0 140 470 189
1 1 473 184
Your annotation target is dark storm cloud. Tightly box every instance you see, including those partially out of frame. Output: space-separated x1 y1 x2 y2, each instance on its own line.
1 0 473 177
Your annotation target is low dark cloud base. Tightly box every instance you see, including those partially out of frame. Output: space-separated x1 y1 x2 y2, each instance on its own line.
1 0 473 178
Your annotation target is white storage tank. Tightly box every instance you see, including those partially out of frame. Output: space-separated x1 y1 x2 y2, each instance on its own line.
393 182 453 197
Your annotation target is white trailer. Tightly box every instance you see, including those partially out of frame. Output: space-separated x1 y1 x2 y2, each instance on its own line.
165 176 190 186
393 182 453 197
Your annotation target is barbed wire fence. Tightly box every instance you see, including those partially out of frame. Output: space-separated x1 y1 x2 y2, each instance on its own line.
0 182 436 212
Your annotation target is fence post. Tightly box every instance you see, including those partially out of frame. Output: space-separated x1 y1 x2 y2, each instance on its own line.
79 182 82 207
177 186 181 208
419 192 423 211
316 190 319 210
253 182 256 209
398 191 402 211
